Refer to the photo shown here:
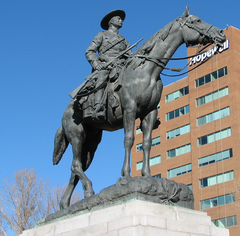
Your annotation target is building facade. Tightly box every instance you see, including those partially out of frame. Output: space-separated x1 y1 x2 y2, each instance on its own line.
131 26 240 236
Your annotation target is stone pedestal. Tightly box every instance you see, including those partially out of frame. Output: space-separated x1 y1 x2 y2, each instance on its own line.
20 200 229 236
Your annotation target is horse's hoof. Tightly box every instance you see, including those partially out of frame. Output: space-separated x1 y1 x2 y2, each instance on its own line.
121 168 131 177
117 176 131 186
141 170 151 177
59 201 69 210
84 189 95 199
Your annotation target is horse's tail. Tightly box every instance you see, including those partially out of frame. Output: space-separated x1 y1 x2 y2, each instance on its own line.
53 126 69 165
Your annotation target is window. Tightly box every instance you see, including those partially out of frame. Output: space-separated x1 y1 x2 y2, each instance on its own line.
197 107 230 126
212 215 237 228
199 149 233 167
201 194 235 210
188 184 193 191
195 67 227 87
136 126 142 134
136 143 143 152
198 128 231 146
196 87 229 106
136 137 160 152
149 155 161 166
167 144 191 159
166 86 189 103
152 137 160 147
153 174 161 178
168 164 192 178
136 155 161 170
166 105 190 121
199 171 234 188
167 124 190 140
136 161 143 170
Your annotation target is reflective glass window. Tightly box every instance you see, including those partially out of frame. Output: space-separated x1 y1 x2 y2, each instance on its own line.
205 93 212 103
175 109 180 117
199 77 205 86
136 161 143 170
136 143 143 152
169 111 174 120
208 133 215 143
208 154 215 164
199 136 208 146
218 195 225 206
211 71 217 80
200 171 234 188
152 137 160 146
218 68 225 77
165 86 189 103
195 67 227 88
217 174 224 184
210 197 218 207
205 74 211 83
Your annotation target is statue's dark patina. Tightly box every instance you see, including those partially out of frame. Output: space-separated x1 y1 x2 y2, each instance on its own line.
53 6 226 210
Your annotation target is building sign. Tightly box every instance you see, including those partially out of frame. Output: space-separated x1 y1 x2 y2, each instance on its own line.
189 40 229 66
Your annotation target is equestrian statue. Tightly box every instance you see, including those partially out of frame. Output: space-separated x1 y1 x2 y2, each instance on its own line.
53 6 226 209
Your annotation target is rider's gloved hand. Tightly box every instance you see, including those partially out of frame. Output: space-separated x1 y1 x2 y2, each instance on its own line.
94 62 104 71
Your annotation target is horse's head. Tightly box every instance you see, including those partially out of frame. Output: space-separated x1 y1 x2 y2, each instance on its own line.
178 6 226 47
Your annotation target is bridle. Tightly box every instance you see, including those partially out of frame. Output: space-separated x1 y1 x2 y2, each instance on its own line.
136 16 222 77
179 16 215 47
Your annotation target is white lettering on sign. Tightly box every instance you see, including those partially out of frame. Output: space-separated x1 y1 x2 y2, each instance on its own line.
189 40 229 66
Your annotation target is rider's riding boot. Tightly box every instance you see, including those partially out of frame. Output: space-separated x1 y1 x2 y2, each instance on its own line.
92 89 105 120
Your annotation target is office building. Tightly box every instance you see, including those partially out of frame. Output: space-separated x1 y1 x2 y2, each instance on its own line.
131 26 240 236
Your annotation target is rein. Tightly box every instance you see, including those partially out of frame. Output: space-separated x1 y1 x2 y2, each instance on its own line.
136 43 219 77
135 15 221 77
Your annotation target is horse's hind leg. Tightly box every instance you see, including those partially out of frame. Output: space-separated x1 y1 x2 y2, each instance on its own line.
60 125 93 208
60 172 79 209
70 129 95 199
60 124 102 209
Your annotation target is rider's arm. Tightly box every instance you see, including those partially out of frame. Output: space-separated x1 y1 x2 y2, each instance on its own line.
85 32 104 70
124 39 134 58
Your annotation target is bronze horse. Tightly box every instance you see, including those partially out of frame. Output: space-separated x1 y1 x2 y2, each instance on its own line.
53 6 226 209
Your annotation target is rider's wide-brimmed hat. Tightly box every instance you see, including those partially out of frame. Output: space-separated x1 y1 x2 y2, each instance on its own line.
100 9 126 30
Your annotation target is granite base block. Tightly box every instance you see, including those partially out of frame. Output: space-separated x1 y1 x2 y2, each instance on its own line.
20 200 229 236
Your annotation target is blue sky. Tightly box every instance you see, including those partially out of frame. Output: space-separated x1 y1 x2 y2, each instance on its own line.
0 1 239 233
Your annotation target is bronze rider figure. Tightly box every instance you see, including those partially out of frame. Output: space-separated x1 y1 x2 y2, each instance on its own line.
85 9 133 120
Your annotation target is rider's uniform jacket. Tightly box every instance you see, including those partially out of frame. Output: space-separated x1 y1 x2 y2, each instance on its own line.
85 30 133 70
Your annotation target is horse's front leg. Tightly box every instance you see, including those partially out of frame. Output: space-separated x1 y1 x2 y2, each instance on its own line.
140 109 158 176
122 108 137 177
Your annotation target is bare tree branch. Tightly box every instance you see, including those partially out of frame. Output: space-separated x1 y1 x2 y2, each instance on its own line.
0 167 82 235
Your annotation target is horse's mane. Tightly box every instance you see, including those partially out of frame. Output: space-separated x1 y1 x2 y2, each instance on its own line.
136 20 175 54
127 18 180 69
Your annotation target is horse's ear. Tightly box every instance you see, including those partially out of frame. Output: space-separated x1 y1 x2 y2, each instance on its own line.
182 5 189 18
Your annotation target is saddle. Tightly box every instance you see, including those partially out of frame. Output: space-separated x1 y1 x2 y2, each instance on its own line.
76 76 123 124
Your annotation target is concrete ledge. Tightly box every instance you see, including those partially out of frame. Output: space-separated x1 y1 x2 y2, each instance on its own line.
20 200 229 236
